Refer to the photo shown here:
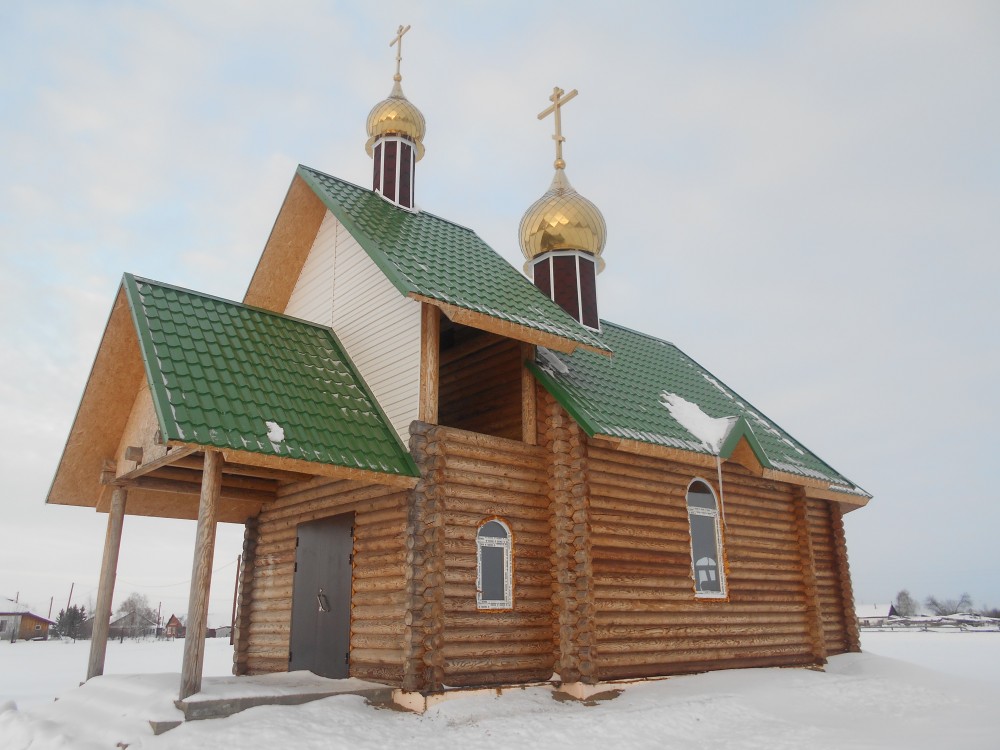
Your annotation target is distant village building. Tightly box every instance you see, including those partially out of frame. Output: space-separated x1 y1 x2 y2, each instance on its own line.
164 615 186 639
0 598 55 641
856 603 899 628
108 610 159 639
47 27 871 700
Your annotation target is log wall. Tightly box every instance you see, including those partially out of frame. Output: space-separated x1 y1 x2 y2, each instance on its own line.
240 476 409 682
588 442 820 679
405 422 554 689
807 498 861 654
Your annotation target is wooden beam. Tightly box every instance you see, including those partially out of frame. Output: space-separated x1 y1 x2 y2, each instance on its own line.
521 344 537 445
170 452 313 483
87 486 127 680
419 302 440 423
216 447 419 490
590 434 718 469
114 445 197 482
409 293 611 357
124 476 274 505
147 465 278 494
180 450 223 700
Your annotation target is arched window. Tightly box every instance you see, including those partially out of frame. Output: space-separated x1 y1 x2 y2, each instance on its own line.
686 480 725 597
476 519 512 610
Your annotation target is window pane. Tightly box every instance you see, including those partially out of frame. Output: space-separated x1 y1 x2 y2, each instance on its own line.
690 514 721 593
481 546 505 601
687 482 717 511
479 521 508 539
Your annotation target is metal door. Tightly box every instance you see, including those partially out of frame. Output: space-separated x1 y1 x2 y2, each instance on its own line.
288 513 354 678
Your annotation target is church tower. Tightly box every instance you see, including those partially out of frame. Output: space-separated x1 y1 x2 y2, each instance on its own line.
520 87 606 330
366 25 426 209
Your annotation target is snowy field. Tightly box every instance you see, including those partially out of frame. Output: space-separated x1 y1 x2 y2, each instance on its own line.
2 632 999 749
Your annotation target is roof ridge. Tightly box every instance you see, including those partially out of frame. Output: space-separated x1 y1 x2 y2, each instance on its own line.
296 163 479 235
126 274 341 333
599 319 676 348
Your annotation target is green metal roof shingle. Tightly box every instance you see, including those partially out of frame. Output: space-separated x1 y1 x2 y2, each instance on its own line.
123 274 418 478
296 165 610 354
530 321 868 496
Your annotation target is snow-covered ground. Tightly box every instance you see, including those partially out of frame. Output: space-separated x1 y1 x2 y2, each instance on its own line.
1 632 998 749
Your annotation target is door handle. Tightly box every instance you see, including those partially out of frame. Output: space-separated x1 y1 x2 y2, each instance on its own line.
317 588 330 613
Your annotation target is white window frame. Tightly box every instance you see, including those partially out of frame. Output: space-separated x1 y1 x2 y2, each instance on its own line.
373 136 418 211
476 519 513 610
686 478 726 599
529 250 601 332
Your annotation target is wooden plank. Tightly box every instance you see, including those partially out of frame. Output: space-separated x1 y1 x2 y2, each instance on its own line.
419 303 440 423
521 344 537 445
113 446 197 482
86 486 127 680
214 446 418 490
243 174 328 312
180 450 223 700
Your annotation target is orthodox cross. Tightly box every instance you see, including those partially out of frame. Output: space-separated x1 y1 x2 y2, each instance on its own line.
537 86 578 170
390 24 411 82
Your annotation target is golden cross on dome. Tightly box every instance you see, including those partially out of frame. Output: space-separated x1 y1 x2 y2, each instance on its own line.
390 24 411 82
537 86 578 170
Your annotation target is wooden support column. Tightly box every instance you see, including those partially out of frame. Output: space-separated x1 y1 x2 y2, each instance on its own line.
521 344 537 445
180 449 223 700
232 516 258 676
87 486 128 680
401 421 446 692
830 502 862 652
791 488 827 666
542 391 598 684
419 303 440 424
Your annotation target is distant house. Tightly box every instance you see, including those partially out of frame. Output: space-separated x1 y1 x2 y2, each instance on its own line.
164 614 186 639
856 603 899 628
108 611 158 639
0 598 55 641
214 625 232 639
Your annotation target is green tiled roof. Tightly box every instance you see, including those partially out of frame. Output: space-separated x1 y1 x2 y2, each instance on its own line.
529 321 868 496
123 274 418 478
296 165 610 354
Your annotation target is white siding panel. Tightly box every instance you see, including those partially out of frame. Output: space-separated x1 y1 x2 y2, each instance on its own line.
285 212 336 326
283 210 421 445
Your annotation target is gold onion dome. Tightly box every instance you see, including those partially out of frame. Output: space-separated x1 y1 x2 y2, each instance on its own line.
365 80 426 161
519 169 607 272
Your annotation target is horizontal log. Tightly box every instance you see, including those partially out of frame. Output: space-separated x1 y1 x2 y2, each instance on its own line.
596 652 813 681
443 640 552 660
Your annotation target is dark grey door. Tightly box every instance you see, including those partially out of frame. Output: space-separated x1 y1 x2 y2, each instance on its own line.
289 513 354 678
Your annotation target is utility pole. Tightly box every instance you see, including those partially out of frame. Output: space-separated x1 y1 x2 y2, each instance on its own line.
65 582 75 614
48 596 53 619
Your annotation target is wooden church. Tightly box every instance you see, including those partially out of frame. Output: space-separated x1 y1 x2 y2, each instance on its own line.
48 27 869 700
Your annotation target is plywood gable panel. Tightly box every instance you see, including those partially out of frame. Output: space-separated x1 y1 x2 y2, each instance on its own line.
284 210 421 444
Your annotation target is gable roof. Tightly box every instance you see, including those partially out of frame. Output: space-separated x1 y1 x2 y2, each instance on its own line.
529 321 869 498
124 274 418 479
292 165 610 356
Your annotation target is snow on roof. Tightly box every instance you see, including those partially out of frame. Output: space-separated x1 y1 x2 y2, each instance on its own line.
855 603 895 618
0 597 54 622
659 392 735 454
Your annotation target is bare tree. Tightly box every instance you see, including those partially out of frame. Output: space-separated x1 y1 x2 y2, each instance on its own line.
115 592 158 638
925 593 973 616
894 589 918 617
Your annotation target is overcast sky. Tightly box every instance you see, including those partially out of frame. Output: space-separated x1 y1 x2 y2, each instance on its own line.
1 1 998 630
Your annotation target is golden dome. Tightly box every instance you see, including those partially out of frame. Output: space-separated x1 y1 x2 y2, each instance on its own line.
365 80 426 161
519 169 606 270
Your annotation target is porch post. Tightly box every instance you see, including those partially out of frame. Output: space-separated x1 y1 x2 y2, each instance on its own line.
179 450 223 700
87 486 128 680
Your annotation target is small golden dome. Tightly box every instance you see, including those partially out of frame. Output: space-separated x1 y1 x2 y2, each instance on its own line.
519 169 606 270
365 80 426 161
